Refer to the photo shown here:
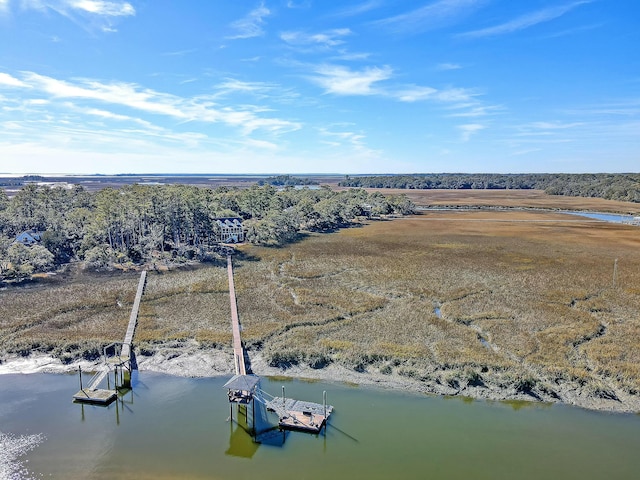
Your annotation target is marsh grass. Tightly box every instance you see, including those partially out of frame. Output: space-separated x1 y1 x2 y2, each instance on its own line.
2 205 640 403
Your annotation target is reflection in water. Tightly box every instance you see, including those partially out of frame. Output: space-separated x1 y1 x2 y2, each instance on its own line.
226 394 288 457
77 371 137 426
226 422 260 459
2 373 640 479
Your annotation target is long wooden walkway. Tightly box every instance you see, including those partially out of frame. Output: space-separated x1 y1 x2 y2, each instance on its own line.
224 256 333 433
121 270 147 361
227 256 246 376
73 270 147 404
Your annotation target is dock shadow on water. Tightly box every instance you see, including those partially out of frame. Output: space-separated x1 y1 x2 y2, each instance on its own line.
227 400 288 458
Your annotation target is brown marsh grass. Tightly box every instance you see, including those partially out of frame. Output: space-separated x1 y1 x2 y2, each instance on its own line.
238 209 640 399
1 201 640 405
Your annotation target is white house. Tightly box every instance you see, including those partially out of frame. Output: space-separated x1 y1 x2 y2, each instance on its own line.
213 218 244 243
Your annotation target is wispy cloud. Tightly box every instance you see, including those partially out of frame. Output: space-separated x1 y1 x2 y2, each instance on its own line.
561 99 640 117
528 121 585 130
281 28 352 48
396 85 476 103
374 0 486 34
543 22 603 39
70 1 134 16
319 126 365 147
318 125 382 158
331 51 372 61
12 0 135 32
436 63 462 71
329 1 384 18
161 49 197 57
458 123 485 141
228 3 271 40
448 105 504 117
459 1 592 39
286 0 311 8
4 71 301 135
309 64 393 95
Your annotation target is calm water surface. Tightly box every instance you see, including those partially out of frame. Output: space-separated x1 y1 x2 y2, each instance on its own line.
562 211 635 223
1 372 639 479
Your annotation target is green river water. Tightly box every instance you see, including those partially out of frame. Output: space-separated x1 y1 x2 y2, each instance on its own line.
1 372 639 479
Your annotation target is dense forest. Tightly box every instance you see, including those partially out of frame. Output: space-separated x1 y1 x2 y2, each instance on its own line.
0 183 414 280
340 173 640 203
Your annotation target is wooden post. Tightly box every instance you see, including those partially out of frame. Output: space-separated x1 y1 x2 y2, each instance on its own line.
613 258 618 287
79 366 83 391
323 390 327 420
282 386 286 409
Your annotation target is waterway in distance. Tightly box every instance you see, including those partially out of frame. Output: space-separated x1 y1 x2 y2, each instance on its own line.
1 372 639 479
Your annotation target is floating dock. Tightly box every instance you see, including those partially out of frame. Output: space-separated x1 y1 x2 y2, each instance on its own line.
266 397 334 433
72 387 117 405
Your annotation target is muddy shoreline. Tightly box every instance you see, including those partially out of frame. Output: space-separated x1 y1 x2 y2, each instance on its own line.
2 345 638 415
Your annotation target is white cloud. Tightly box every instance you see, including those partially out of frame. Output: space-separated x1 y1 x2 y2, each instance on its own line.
396 85 476 103
16 0 134 16
70 1 134 16
12 71 301 135
331 51 371 61
0 72 28 88
528 121 585 130
395 86 438 102
228 3 271 39
436 63 462 71
448 105 504 117
83 107 155 129
329 1 383 18
458 123 485 141
286 1 311 8
459 1 592 38
310 64 392 95
281 28 352 48
215 79 274 95
9 0 135 32
318 125 381 158
374 0 486 34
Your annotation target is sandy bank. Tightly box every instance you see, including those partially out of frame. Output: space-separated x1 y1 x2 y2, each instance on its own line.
2 347 639 415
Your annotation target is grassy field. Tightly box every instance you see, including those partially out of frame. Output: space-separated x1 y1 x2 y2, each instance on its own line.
2 190 640 409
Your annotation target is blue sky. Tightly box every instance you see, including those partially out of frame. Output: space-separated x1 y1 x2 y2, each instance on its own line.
0 1 638 174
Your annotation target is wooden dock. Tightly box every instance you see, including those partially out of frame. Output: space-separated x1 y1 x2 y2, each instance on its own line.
72 387 116 405
265 397 333 433
121 270 146 361
73 270 147 404
224 255 335 435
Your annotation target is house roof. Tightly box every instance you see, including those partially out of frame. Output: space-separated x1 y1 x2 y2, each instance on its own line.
15 230 42 243
215 217 242 224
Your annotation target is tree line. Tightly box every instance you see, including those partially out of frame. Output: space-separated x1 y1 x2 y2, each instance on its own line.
0 183 414 280
340 173 640 203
